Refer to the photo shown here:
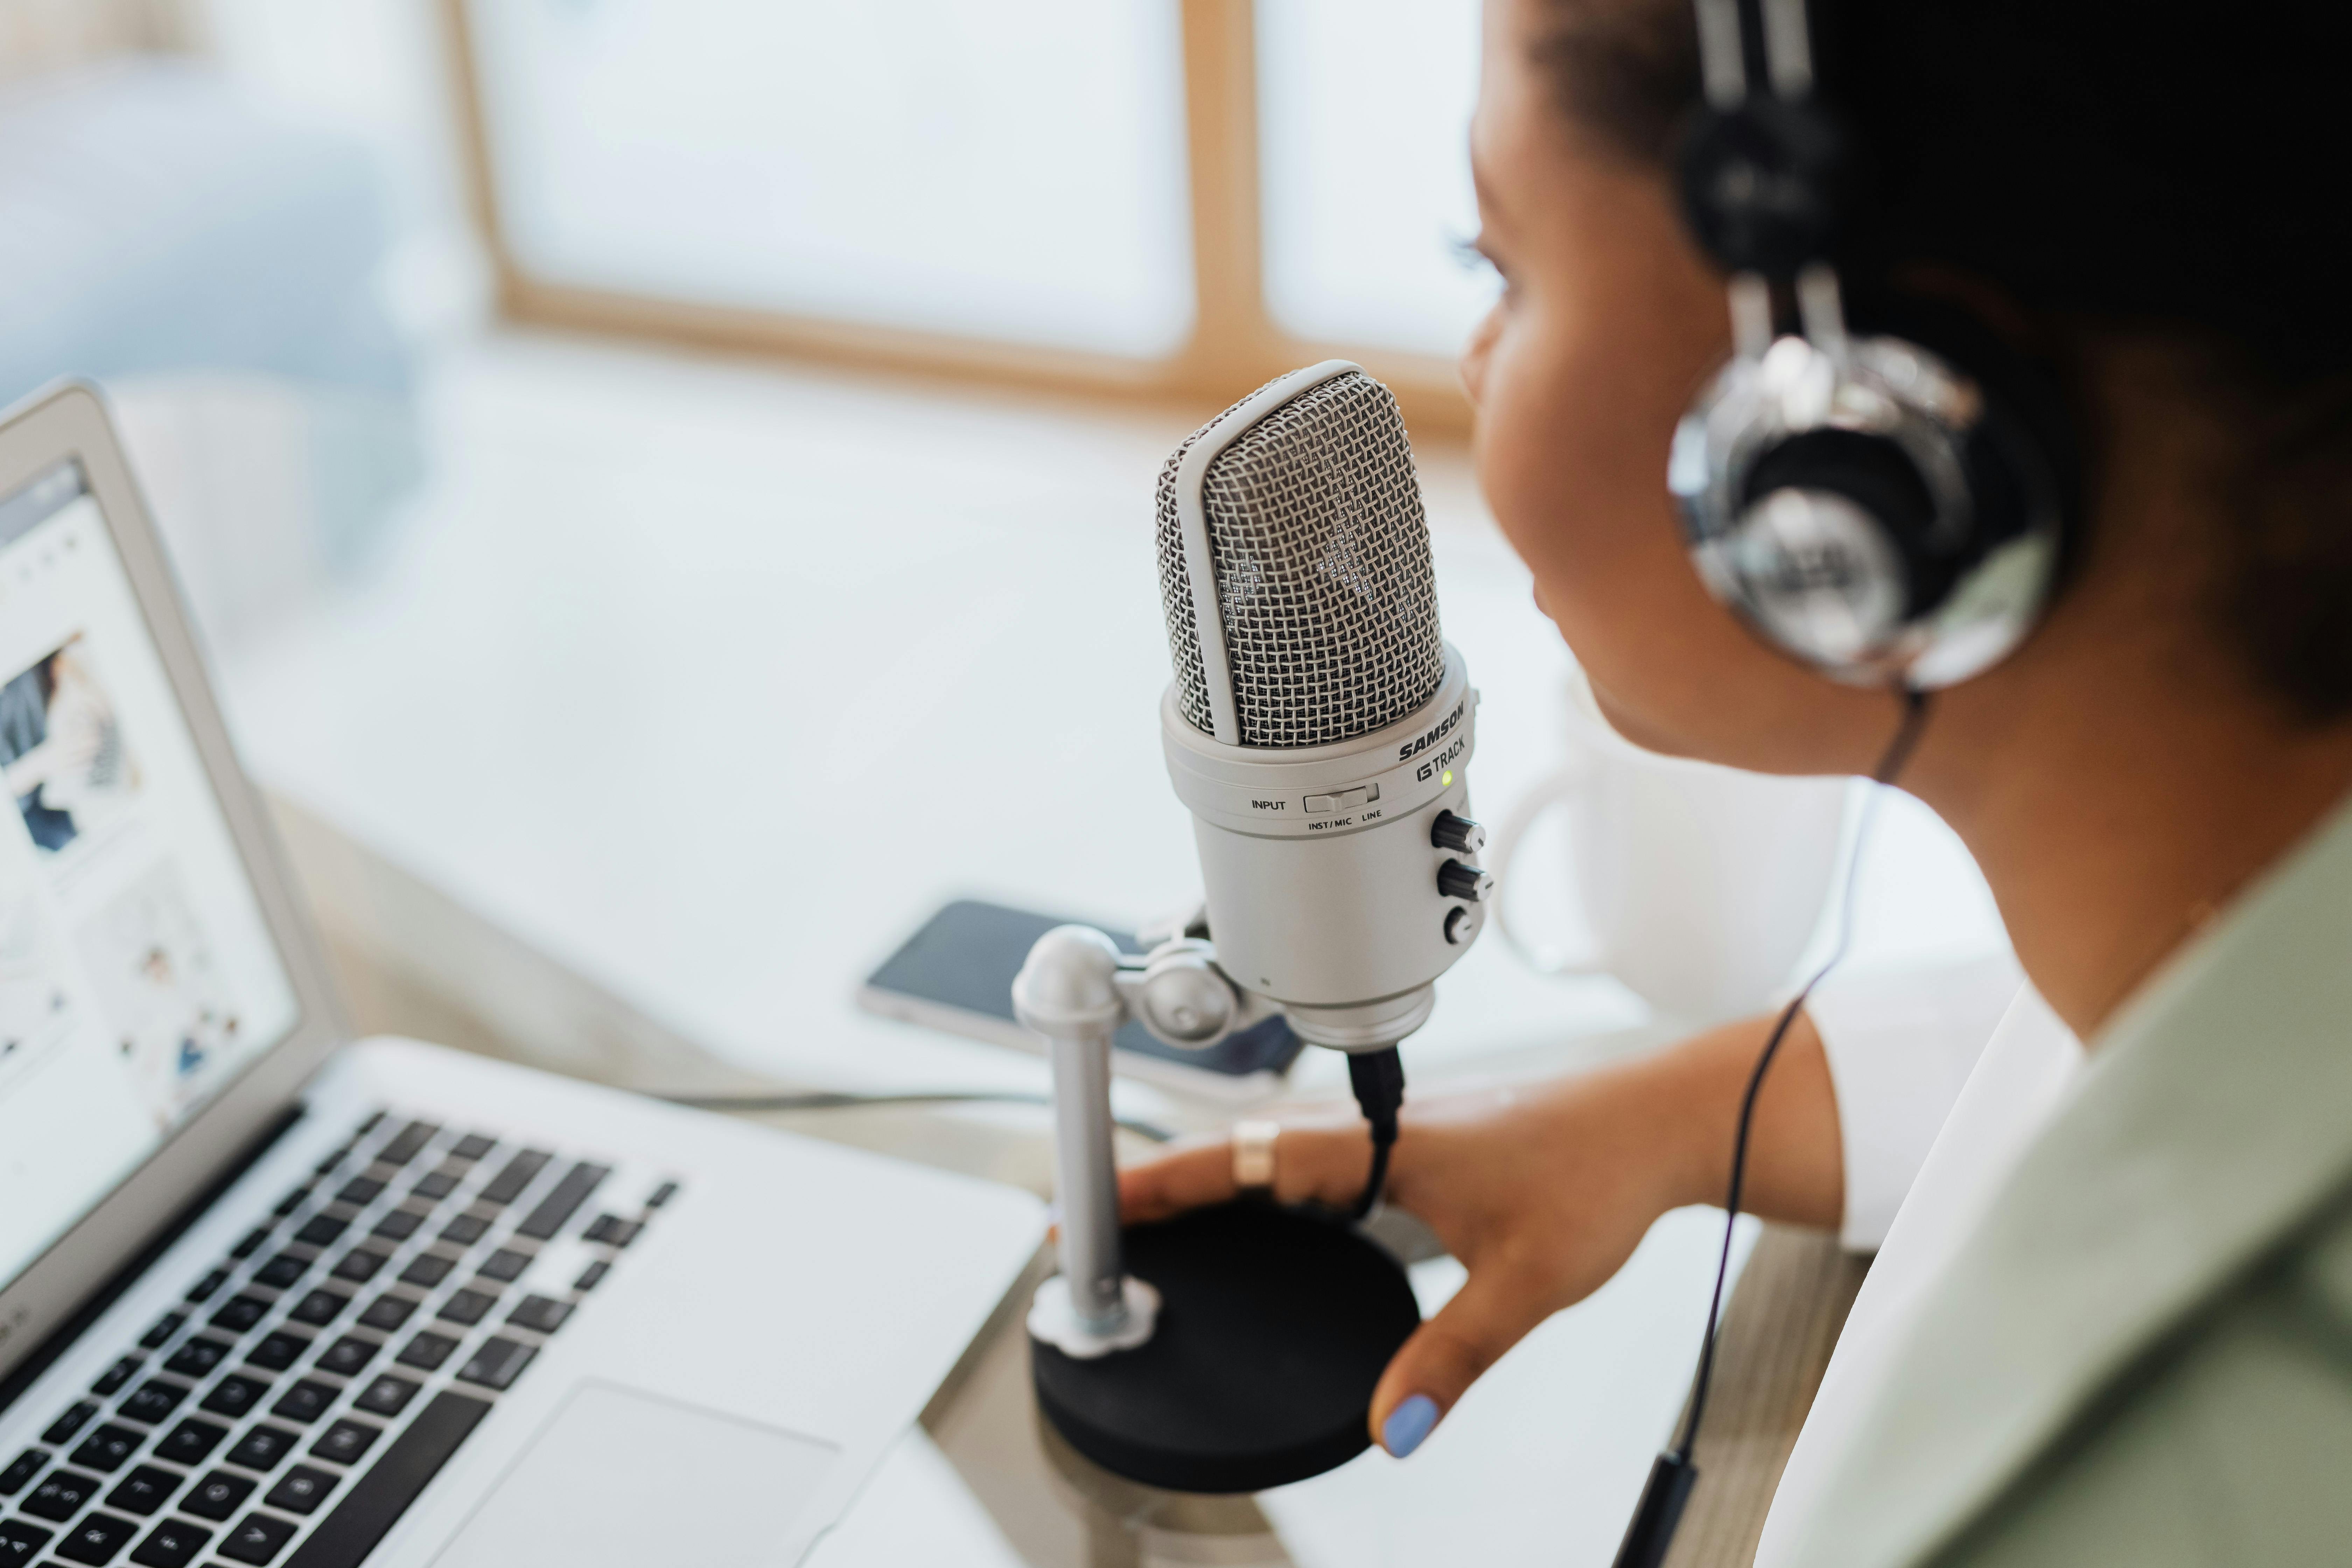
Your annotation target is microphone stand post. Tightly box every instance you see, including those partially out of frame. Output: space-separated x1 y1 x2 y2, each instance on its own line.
1014 926 1159 1357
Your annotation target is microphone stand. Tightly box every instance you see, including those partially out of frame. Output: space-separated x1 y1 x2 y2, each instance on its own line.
1013 924 1423 1494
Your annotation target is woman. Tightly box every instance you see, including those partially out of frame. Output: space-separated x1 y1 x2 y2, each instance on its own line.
1124 1 2352 1561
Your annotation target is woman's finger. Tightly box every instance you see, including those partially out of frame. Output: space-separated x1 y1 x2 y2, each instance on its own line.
1117 1138 1237 1223
1366 1259 1551 1459
1118 1119 1380 1222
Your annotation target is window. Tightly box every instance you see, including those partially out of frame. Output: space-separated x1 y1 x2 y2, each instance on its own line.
449 0 1484 429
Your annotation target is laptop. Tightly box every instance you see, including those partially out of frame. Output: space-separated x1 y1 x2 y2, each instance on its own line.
0 384 1046 1568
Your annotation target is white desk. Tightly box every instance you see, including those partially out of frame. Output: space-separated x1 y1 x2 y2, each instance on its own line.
212 332 1990 1565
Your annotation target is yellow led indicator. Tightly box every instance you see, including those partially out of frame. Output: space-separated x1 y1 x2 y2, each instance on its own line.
1442 770 1454 786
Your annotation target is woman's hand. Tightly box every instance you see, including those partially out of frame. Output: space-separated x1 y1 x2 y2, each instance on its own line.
1116 1010 1844 1457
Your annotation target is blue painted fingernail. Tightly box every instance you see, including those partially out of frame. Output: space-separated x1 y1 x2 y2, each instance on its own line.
1381 1394 1439 1458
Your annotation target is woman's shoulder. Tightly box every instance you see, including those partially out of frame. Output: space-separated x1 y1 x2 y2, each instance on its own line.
1937 1191 2352 1567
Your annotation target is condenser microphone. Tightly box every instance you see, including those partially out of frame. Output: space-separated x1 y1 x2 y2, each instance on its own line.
1153 359 1491 1052
1017 362 1475 1496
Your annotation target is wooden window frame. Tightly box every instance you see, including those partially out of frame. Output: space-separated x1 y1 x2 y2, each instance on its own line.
442 0 1472 435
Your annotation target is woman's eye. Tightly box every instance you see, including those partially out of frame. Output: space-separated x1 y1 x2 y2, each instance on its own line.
1449 232 1504 281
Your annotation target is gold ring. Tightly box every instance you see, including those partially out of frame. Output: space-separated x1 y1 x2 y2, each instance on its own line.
1232 1120 1280 1192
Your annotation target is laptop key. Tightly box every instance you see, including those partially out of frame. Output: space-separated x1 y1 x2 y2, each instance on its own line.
394 1332 458 1372
138 1315 185 1351
53 1508 135 1563
0 1446 47 1494
104 1464 183 1517
209 1296 270 1335
185 1269 231 1304
271 1381 337 1425
230 1228 272 1260
163 1339 229 1379
127 1517 210 1567
352 1375 420 1419
477 1150 550 1206
69 1423 142 1472
438 1214 488 1248
436 1289 496 1328
119 1381 189 1424
516 1163 610 1241
245 1333 310 1373
153 1419 227 1468
23 1466 101 1519
224 1427 297 1474
0 1520 52 1561
581 1215 640 1248
646 1180 679 1209
316 1337 378 1378
264 1465 337 1514
454 1337 536 1393
93 1356 145 1396
273 1390 489 1568
476 1248 530 1283
294 1216 348 1248
287 1290 351 1328
397 1253 453 1289
370 1210 423 1243
574 1261 608 1292
451 1133 497 1161
0 1520 54 1563
408 1170 459 1202
310 1421 381 1467
45 1401 102 1443
356 1295 416 1333
181 1468 255 1519
201 1375 271 1420
253 1254 310 1291
506 1295 571 1335
273 1187 312 1219
377 1121 440 1168
334 1178 384 1208
218 1511 295 1564
329 1250 387 1285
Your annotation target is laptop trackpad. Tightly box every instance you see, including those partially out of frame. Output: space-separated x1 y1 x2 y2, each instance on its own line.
434 1382 840 1568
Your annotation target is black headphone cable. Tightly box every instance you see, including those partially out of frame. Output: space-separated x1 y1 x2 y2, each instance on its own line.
1612 685 1932 1568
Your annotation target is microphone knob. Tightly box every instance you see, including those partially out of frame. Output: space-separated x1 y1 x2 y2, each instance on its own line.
1430 810 1486 854
1437 860 1493 902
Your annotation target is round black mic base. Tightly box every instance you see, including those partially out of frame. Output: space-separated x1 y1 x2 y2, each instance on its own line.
1030 1201 1422 1494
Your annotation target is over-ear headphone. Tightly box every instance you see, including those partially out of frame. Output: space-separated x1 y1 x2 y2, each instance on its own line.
1668 0 2076 691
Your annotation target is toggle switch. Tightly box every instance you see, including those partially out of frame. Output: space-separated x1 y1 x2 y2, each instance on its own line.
1304 784 1379 815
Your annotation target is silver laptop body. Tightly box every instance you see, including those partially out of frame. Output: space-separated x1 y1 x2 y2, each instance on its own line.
0 383 1043 1568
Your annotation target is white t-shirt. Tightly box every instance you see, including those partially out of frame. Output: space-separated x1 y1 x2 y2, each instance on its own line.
1751 969 2084 1567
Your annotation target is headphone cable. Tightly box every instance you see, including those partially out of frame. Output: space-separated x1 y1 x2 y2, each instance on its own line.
1615 686 1932 1567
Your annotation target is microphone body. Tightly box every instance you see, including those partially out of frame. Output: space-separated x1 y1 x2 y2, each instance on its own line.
1161 652 1478 1047
1153 360 1489 1051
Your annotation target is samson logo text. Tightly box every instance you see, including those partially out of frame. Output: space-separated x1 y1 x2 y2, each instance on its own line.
1398 701 1467 761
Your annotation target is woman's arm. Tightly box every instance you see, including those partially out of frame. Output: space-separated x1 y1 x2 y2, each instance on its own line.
1119 1008 1845 1455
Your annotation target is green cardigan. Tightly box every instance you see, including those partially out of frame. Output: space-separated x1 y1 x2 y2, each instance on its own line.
1791 794 2352 1565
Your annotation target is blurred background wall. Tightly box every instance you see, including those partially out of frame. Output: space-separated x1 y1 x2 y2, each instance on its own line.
0 0 1496 652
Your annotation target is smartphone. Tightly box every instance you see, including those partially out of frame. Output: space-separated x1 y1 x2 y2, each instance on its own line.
858 899 1304 1100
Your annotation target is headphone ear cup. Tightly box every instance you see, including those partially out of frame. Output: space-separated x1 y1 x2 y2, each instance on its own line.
1674 318 2076 688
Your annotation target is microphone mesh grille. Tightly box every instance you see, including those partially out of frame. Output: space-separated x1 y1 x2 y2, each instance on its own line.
1155 370 1444 748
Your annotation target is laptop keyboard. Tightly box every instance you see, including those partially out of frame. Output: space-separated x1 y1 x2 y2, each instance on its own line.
0 1111 678 1568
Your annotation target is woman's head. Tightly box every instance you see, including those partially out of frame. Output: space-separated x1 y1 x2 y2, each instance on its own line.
1464 0 2352 775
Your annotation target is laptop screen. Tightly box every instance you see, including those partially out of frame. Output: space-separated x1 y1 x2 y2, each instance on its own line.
0 460 300 1293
